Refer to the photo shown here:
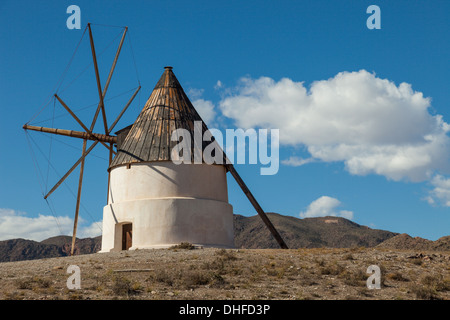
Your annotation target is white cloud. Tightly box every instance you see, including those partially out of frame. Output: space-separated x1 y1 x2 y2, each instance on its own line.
215 80 223 89
0 208 101 241
218 70 450 182
188 87 217 125
299 196 354 220
192 98 216 125
426 175 450 207
188 88 204 100
281 156 315 167
76 220 103 239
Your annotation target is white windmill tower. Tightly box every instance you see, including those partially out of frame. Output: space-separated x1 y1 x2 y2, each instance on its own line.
100 66 235 250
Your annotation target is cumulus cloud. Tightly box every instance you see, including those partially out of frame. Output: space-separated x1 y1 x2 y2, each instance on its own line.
0 208 101 241
426 175 450 207
218 70 450 182
299 196 354 220
192 98 216 125
188 88 217 125
77 220 103 239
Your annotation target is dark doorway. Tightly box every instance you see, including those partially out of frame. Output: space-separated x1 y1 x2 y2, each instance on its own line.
122 223 132 250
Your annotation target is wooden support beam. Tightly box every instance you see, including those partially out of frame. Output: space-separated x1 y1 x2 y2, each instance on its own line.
225 163 288 249
211 142 288 249
107 142 113 204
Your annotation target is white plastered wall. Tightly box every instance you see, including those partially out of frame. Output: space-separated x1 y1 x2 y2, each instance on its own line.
100 161 234 252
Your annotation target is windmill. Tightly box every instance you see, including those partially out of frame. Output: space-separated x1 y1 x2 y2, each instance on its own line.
23 23 140 255
24 24 288 253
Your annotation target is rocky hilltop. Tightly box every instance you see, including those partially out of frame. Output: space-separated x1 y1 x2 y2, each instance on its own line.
376 233 450 251
234 213 397 249
0 236 101 262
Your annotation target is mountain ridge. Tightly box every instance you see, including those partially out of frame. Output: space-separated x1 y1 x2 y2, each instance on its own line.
0 213 447 262
233 213 398 249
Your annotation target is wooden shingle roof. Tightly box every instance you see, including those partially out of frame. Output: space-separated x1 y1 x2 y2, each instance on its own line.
109 67 216 169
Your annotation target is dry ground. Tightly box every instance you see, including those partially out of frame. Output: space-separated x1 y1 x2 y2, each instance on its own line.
0 246 448 300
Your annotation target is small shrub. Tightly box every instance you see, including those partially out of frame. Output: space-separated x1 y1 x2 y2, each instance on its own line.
183 271 210 288
410 258 423 266
420 274 449 292
340 269 366 287
68 292 84 300
320 263 344 276
386 272 409 282
210 273 226 288
410 285 439 300
344 253 355 261
3 291 24 300
34 277 52 289
215 249 237 261
15 279 33 290
152 269 175 286
112 276 141 296
421 274 440 287
15 277 51 290
315 259 325 267
170 242 196 250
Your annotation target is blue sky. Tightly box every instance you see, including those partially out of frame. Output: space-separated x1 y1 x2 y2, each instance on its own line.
1 0 449 241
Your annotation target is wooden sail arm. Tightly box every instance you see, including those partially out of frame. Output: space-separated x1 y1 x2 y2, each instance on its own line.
22 124 117 144
53 94 115 154
88 23 108 134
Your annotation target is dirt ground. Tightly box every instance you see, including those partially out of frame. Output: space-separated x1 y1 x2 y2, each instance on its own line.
0 246 448 300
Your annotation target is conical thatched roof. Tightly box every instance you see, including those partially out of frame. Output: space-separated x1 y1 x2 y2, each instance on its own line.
110 67 216 169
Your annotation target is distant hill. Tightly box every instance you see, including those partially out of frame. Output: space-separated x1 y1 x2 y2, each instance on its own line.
234 213 398 249
376 233 450 251
0 239 65 262
1 213 448 262
0 236 101 262
41 236 101 255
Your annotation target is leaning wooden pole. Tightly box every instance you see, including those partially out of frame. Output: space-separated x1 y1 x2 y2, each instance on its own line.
225 163 288 249
107 142 113 203
195 122 288 249
71 138 87 256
